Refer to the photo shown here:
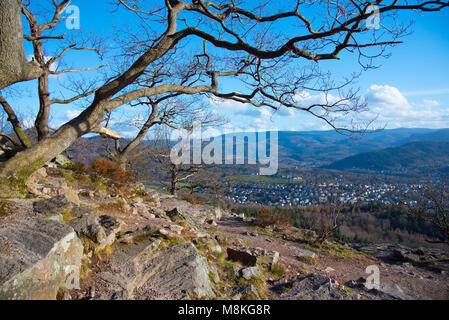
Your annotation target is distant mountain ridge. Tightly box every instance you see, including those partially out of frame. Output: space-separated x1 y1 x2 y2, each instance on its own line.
325 141 449 172
54 127 449 168
274 128 449 166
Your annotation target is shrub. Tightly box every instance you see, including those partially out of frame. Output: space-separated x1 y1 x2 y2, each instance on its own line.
88 158 131 184
67 162 87 172
180 193 205 205
254 206 290 227
271 262 285 279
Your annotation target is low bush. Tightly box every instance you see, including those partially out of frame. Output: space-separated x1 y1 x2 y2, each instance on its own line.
180 193 205 205
254 206 290 227
88 158 132 184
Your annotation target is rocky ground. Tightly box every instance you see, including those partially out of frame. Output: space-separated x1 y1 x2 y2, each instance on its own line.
1 159 448 300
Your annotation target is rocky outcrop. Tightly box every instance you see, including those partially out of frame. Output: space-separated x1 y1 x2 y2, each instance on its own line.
345 277 430 300
280 274 354 300
375 283 430 300
33 195 74 215
0 217 83 299
69 214 121 251
166 207 204 234
230 285 260 300
294 248 317 264
90 240 215 300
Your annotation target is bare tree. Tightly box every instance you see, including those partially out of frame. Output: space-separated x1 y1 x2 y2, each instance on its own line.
21 1 108 141
403 180 449 245
146 126 210 196
110 97 224 168
1 1 448 197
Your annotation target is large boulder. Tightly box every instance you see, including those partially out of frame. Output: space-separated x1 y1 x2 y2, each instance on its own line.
69 214 121 251
91 240 215 300
69 214 106 244
226 247 279 268
0 217 83 300
391 249 420 263
374 283 430 300
33 195 74 215
166 207 204 233
227 247 257 266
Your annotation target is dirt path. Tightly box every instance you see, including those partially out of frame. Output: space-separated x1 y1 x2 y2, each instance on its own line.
215 217 449 300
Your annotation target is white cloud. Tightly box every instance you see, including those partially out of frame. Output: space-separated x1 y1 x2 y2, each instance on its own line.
64 109 82 119
293 91 340 108
208 86 449 132
363 84 449 128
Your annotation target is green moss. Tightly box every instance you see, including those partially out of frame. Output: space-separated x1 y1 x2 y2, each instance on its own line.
61 209 75 223
270 262 285 279
131 186 148 198
305 242 368 261
79 257 91 277
56 286 68 300
196 243 206 253
93 179 107 191
157 236 187 250
61 170 76 183
0 201 12 216
343 286 353 294
296 255 318 265
238 274 267 300
96 244 114 260
208 271 217 284
1 157 47 198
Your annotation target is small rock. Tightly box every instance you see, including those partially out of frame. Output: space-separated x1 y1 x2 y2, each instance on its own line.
230 285 259 300
169 224 183 234
70 206 96 217
241 266 261 280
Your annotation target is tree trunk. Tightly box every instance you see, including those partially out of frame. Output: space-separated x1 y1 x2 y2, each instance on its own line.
0 9 182 197
0 103 107 198
36 75 51 140
169 164 178 196
0 0 43 89
114 104 158 167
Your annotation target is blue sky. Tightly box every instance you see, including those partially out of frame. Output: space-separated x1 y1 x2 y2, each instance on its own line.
3 1 449 138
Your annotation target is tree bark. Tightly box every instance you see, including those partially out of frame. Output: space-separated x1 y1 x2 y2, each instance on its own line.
169 164 178 196
0 14 182 197
0 102 107 197
36 75 51 140
0 0 43 90
0 96 30 148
